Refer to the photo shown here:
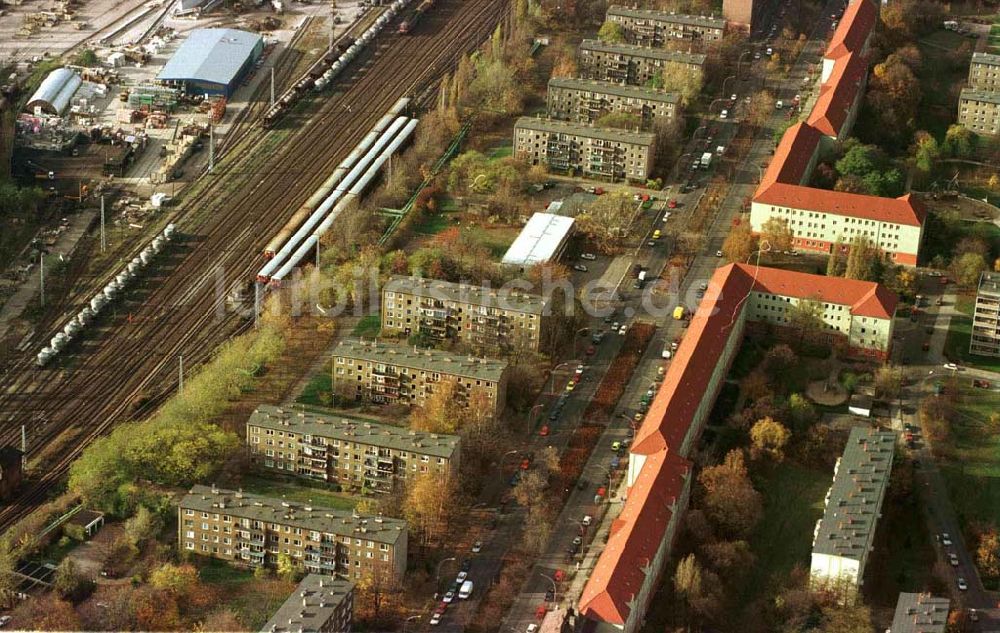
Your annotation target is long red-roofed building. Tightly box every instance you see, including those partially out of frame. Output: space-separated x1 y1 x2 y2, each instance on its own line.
750 0 926 266
577 264 897 632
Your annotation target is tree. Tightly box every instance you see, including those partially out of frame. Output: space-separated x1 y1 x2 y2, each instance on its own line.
787 393 817 430
763 344 798 381
597 20 626 43
844 236 885 282
701 540 754 582
827 239 847 276
787 298 826 341
674 554 703 601
660 61 703 106
760 217 793 252
53 558 95 603
74 49 99 66
512 469 548 507
874 365 903 400
817 603 874 633
977 525 1000 579
722 221 757 263
149 562 200 597
911 130 940 173
747 90 775 129
355 564 400 622
124 505 162 547
952 252 987 287
9 594 82 630
574 192 635 253
409 378 464 434
750 417 791 461
276 553 304 582
593 111 642 130
403 472 459 545
698 450 762 537
943 124 975 158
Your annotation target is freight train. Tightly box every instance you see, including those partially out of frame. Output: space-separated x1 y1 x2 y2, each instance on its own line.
398 0 433 33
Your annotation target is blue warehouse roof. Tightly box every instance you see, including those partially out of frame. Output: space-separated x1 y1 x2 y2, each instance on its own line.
157 28 262 87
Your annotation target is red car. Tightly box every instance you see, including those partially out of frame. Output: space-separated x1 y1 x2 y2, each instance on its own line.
520 458 531 470
667 199 678 209
539 425 550 437
586 345 596 356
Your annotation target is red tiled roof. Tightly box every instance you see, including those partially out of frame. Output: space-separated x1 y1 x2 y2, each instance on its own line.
754 183 926 226
758 122 821 191
824 0 876 60
632 264 752 455
807 52 868 138
577 450 690 625
747 264 899 318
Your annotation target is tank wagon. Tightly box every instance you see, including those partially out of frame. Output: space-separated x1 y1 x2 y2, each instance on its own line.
36 224 177 366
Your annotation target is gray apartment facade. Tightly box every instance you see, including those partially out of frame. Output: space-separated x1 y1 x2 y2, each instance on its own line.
260 575 355 633
546 77 679 125
578 39 706 86
972 271 1000 357
606 6 725 45
513 117 656 181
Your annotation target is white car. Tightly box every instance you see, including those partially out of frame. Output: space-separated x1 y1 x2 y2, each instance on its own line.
0 617 10 628
618 324 628 335
942 533 953 546
948 553 959 566
716 250 723 257
957 577 968 591
582 514 593 526
430 613 443 626
581 253 597 261
456 571 468 582
944 363 959 371
443 591 456 603
472 540 482 553
730 93 737 102
526 625 539 633
720 109 728 119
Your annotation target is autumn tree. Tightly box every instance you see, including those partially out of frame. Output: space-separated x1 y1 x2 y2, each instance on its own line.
124 505 162 547
597 20 626 43
355 564 401 624
816 602 874 633
698 449 762 538
722 221 758 263
787 393 817 430
701 539 754 582
911 130 940 174
593 111 643 130
409 378 464 434
53 558 95 603
276 553 304 582
977 525 1000 579
844 236 886 282
874 365 903 400
10 593 82 631
952 252 987 288
760 217 793 252
750 417 791 461
513 469 548 507
657 62 703 106
747 90 775 129
403 471 460 545
787 298 826 342
575 192 635 253
943 124 975 158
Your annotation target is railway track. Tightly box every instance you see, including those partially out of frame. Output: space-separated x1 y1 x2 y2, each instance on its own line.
0 0 509 531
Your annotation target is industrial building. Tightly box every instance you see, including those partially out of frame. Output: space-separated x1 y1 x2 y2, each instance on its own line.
262 575 355 633
578 263 897 632
157 28 264 98
246 404 460 493
546 77 679 125
331 340 509 418
605 6 726 45
382 276 550 353
501 212 575 269
25 68 82 115
889 593 950 633
513 117 656 182
810 427 895 602
971 271 1000 357
577 40 705 86
178 484 408 582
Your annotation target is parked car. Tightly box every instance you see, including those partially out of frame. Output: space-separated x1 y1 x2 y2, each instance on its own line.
586 345 595 356
430 613 443 626
716 250 723 257
611 441 622 452
942 533 953 546
618 324 628 335
526 625 539 633
582 515 593 526
539 425 549 437
957 577 968 591
573 264 588 272
949 553 959 566
443 591 455 603
944 362 959 371
472 540 483 553
580 253 597 260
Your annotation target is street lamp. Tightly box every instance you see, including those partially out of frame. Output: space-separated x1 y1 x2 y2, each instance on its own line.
435 557 457 593
529 403 545 428
721 75 737 100
547 360 580 395
737 49 753 80
539 572 558 604
500 449 521 484
709 97 729 115
572 326 590 358
403 615 421 632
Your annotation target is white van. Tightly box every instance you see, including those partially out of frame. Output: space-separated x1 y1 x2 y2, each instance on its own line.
775 100 783 110
459 580 473 599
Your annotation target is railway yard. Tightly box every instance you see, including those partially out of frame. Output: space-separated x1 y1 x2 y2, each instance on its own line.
2 0 1000 629
0 0 508 531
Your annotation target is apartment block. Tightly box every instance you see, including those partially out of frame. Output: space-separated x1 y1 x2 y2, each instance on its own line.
578 39 706 86
971 271 1000 357
246 404 460 494
546 77 679 125
810 427 895 601
889 593 950 633
331 340 508 417
606 6 725 45
261 575 355 633
958 88 1000 136
382 276 548 353
178 485 408 582
513 117 656 182
967 52 1000 92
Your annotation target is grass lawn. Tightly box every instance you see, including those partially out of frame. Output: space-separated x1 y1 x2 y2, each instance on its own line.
196 559 296 630
486 143 513 161
466 227 519 258
238 474 358 512
352 314 381 338
296 369 332 407
413 211 456 236
738 462 830 609
939 383 1000 529
943 295 1000 373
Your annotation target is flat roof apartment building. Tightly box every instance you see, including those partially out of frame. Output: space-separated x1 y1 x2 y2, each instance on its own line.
178 484 408 582
546 77 679 125
513 117 656 182
972 271 1000 357
967 52 1000 92
888 593 950 633
578 39 706 86
261 575 355 633
810 427 895 602
246 404 460 494
382 276 548 353
331 340 508 418
958 88 1000 136
606 6 725 45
